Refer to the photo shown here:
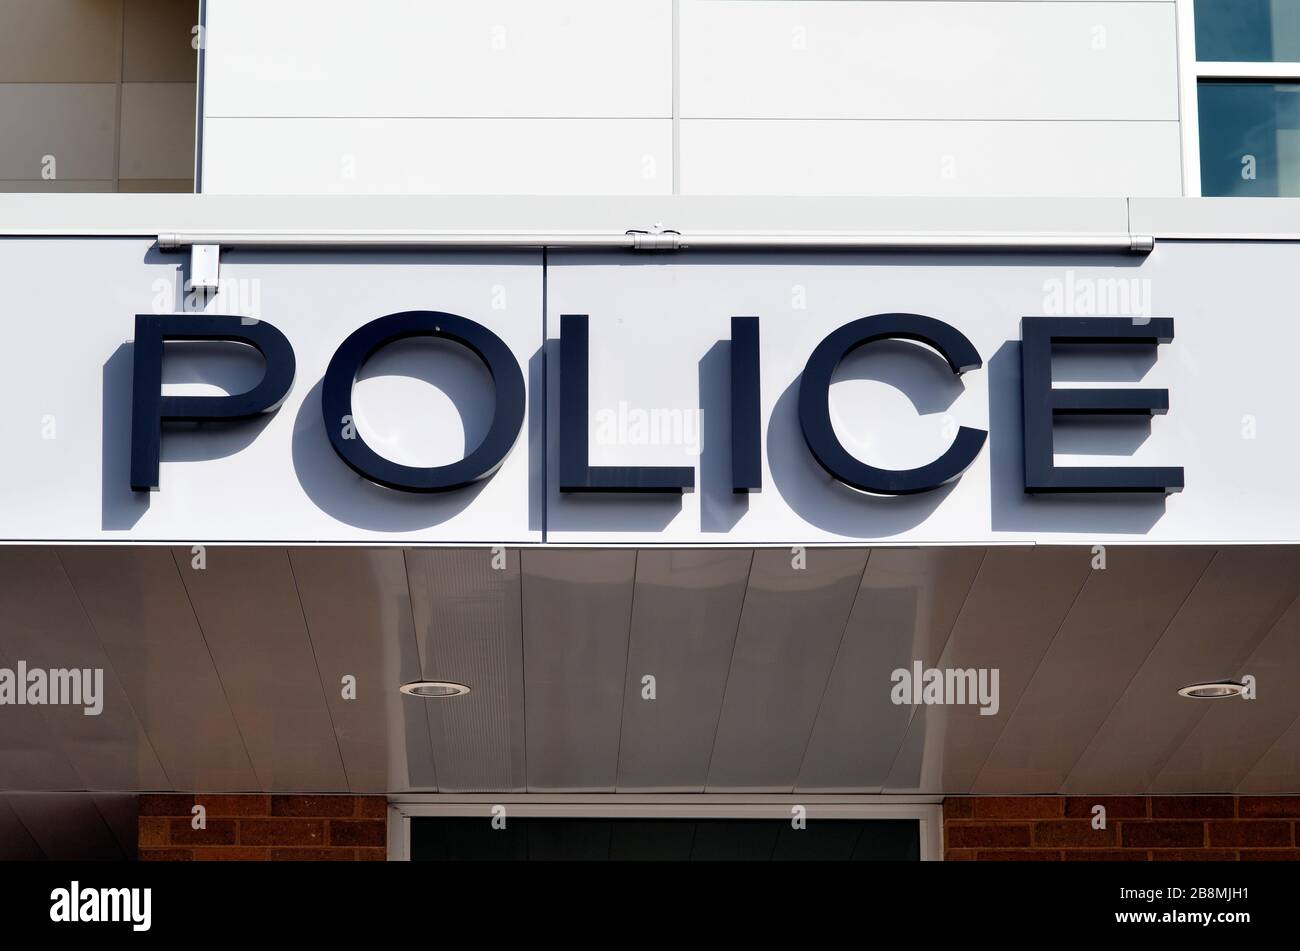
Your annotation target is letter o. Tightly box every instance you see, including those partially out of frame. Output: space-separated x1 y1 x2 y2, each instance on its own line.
321 311 525 492
798 313 987 495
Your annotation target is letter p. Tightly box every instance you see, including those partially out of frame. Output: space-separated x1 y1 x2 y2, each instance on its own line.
130 314 295 491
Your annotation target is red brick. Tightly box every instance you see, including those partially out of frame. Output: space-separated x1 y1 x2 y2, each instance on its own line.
1207 821 1292 848
1239 797 1300 819
138 817 170 848
1151 797 1235 819
975 850 1061 861
193 848 270 861
272 795 356 818
1152 850 1237 861
1033 821 1117 848
356 848 387 861
1239 850 1300 861
946 823 1033 849
1065 850 1149 861
195 795 271 817
329 819 385 848
138 794 194 816
239 819 326 847
139 849 191 861
944 849 977 861
270 849 356 861
943 798 974 819
971 797 1063 820
355 797 388 819
168 818 237 846
1121 821 1205 849
1064 797 1148 819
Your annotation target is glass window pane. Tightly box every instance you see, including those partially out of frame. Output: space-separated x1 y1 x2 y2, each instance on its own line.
1195 0 1300 61
1199 81 1300 195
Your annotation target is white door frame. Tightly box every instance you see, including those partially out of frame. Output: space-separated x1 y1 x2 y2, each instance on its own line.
387 794 944 861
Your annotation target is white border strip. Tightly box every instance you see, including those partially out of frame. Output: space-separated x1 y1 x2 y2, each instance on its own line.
1196 61 1300 79
1175 0 1202 196
155 230 1151 253
386 795 943 862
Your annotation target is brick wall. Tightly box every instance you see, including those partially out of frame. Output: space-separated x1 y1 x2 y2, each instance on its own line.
138 794 386 861
944 796 1300 860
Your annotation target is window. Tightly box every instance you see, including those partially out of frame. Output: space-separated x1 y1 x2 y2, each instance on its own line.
1195 0 1300 62
1195 0 1300 195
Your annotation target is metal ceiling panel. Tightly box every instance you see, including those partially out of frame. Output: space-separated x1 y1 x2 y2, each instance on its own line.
1152 591 1300 792
616 549 753 791
172 546 348 791
0 640 83 791
91 792 139 860
797 547 986 792
405 548 527 792
0 542 1294 798
521 548 636 791
0 548 167 790
57 546 258 792
4 792 125 860
883 547 1092 794
1239 713 1300 793
972 546 1215 793
290 547 435 793
1062 547 1300 794
705 548 869 792
0 797 43 860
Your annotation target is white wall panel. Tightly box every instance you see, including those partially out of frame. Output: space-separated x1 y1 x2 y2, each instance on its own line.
205 0 672 119
199 0 1184 197
679 119 1182 197
202 118 672 195
680 0 1178 121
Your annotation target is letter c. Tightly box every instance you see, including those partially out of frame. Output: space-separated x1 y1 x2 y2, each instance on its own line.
797 313 986 495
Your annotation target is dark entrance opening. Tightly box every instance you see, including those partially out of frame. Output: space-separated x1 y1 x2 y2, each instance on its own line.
410 817 920 861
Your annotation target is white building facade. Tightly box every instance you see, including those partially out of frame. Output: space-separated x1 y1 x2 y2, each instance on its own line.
1 0 1300 869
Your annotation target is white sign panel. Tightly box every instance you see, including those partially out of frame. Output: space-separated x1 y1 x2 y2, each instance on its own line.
0 238 1295 544
0 241 542 543
546 245 1296 544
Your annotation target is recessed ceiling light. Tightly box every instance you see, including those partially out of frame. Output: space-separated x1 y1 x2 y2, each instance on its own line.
1177 681 1244 699
399 680 470 699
